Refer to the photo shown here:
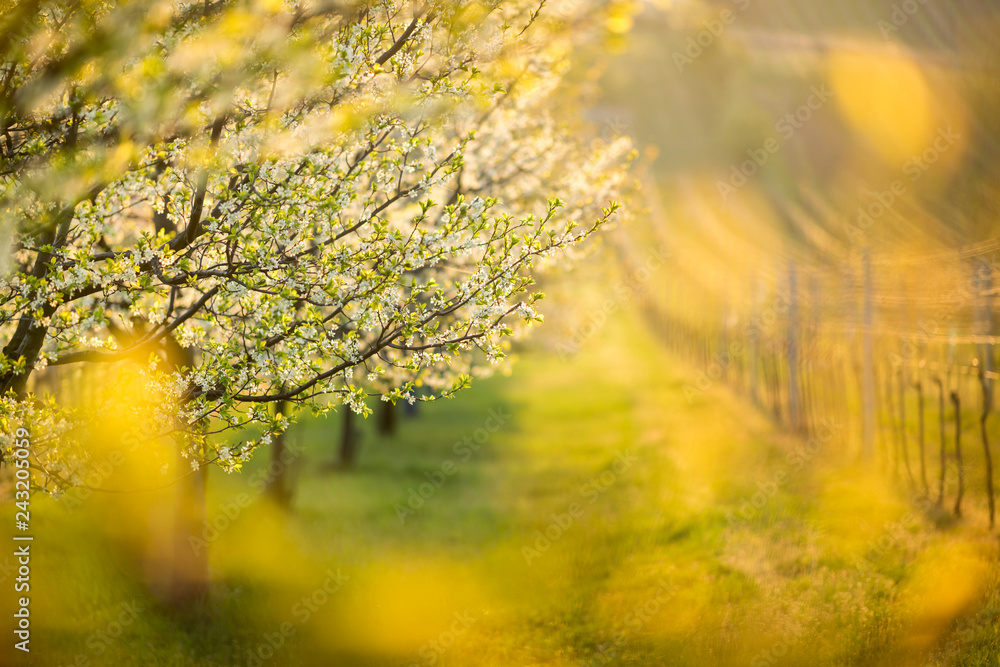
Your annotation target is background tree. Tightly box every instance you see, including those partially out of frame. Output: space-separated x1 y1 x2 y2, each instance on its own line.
0 0 631 603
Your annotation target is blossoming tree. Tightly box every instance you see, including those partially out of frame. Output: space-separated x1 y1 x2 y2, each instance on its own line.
0 0 630 599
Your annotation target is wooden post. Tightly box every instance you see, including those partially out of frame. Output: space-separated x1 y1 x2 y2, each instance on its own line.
876 365 890 471
788 261 802 432
933 377 946 506
980 367 995 528
836 357 851 452
898 369 916 488
978 258 994 409
952 390 964 518
811 273 821 431
750 274 761 407
883 366 900 478
977 259 995 528
771 351 784 423
914 379 929 497
861 249 876 460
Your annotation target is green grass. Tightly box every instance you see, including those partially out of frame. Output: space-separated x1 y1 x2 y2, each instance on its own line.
3 303 1000 666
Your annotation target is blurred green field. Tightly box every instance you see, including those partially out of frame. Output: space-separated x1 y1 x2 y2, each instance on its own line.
4 299 1000 666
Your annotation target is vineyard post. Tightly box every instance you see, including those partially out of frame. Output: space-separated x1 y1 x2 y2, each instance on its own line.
862 249 876 460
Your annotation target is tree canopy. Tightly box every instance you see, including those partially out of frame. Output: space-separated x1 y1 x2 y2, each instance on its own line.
0 0 631 489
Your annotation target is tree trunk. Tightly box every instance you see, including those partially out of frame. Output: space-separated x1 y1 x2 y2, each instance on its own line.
377 400 397 437
161 337 210 608
265 398 295 508
404 394 420 417
338 408 359 469
168 463 210 607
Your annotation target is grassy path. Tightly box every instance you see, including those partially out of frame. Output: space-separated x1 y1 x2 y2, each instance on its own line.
14 307 1000 666
272 308 999 666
